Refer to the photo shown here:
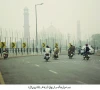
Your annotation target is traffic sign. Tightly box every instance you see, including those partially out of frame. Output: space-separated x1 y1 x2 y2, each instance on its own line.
22 42 26 48
11 42 16 48
0 42 6 48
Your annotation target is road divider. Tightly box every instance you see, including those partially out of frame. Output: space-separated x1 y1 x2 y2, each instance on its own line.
0 72 5 84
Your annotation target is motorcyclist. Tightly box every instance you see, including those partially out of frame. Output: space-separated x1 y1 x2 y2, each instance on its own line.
53 46 59 58
83 44 90 56
3 48 8 58
78 46 81 55
44 45 51 59
68 43 74 56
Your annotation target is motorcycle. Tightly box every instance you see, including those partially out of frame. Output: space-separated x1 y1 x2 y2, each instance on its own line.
3 53 8 59
83 52 90 60
68 50 73 59
45 53 50 61
53 53 58 60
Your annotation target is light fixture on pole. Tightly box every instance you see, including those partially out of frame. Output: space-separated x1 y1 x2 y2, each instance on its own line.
35 3 43 48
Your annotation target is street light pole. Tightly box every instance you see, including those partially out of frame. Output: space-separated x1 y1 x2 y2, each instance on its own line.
35 3 43 48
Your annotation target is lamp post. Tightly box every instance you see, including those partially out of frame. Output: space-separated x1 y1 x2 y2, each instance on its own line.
35 3 43 48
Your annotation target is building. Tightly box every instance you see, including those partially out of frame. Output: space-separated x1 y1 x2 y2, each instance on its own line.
77 20 81 46
38 24 63 48
23 7 30 39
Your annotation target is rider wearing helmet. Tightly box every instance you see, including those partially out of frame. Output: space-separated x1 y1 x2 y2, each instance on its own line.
68 43 75 56
85 44 90 53
53 46 59 58
44 45 51 59
83 44 90 56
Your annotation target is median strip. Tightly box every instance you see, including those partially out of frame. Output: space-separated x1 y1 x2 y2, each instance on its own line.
49 70 58 74
0 72 5 84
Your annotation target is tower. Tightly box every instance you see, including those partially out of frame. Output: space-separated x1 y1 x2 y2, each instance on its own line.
23 7 30 39
77 20 81 46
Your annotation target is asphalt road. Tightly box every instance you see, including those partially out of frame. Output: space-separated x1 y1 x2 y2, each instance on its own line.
0 54 100 84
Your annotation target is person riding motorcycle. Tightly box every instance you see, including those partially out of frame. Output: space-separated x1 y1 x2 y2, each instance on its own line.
83 44 90 56
53 46 59 58
3 48 8 58
44 45 51 59
68 43 75 56
78 46 81 55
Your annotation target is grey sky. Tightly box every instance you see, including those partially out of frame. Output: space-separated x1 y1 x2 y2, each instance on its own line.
0 0 100 40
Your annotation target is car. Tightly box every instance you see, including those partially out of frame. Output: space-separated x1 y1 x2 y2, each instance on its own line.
81 45 94 55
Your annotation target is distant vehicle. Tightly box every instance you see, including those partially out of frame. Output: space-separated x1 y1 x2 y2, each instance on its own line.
81 45 94 55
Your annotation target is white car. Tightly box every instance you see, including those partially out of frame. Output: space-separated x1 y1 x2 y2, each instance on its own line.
81 45 94 55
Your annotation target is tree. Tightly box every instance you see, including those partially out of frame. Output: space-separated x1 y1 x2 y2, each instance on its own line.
91 34 100 48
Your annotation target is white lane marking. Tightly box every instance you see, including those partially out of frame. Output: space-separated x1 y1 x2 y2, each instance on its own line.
49 70 58 74
76 81 86 84
35 64 40 67
51 62 58 63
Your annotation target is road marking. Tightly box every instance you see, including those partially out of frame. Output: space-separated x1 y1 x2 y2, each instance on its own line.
76 81 86 84
51 62 59 63
0 72 5 84
35 64 40 67
49 70 58 74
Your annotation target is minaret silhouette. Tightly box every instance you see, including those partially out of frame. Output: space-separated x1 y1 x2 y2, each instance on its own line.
77 20 81 46
23 7 30 39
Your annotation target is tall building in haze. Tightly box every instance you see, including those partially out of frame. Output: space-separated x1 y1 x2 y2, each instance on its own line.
23 7 30 39
77 20 81 46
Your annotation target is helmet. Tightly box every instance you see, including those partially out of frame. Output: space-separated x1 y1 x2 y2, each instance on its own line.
86 44 88 46
46 45 49 48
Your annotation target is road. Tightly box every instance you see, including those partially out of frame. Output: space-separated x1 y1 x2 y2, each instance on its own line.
0 54 100 84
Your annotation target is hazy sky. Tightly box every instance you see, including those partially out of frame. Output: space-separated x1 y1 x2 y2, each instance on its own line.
0 0 100 40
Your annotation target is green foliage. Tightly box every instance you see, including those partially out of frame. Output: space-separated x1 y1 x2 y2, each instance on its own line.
91 34 100 48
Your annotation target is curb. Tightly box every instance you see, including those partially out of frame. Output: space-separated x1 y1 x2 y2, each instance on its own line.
0 72 5 84
0 54 42 60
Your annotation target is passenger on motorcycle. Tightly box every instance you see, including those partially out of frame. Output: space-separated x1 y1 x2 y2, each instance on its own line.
68 43 75 56
53 46 59 58
44 45 51 59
